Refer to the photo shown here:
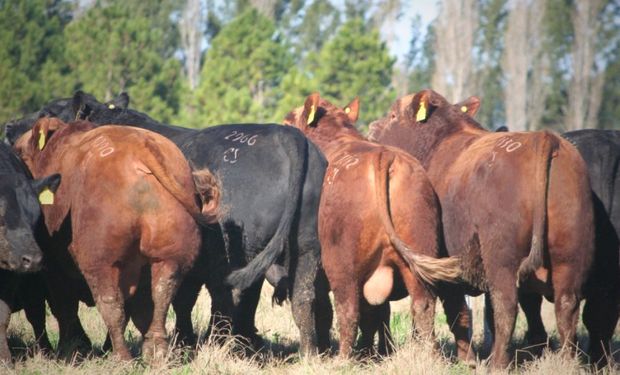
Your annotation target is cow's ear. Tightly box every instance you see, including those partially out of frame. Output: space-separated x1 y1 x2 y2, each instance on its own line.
31 174 61 205
301 93 321 127
107 92 129 110
72 90 92 120
455 96 481 117
410 90 438 123
30 118 63 151
343 97 360 122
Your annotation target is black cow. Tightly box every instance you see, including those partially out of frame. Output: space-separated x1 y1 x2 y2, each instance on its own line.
557 129 620 366
0 142 60 363
7 91 331 356
3 98 73 146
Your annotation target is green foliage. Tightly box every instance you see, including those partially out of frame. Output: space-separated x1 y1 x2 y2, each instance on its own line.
182 9 292 127
474 0 507 130
406 16 435 92
64 0 183 123
312 18 396 129
0 0 72 122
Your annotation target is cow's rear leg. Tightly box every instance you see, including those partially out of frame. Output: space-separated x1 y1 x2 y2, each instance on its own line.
142 261 183 361
438 288 474 362
290 249 321 356
172 276 202 346
314 268 333 353
552 266 581 358
518 290 547 357
232 278 263 350
332 284 359 358
46 285 91 358
21 276 52 354
487 274 518 368
359 301 393 356
401 268 436 347
84 268 131 360
583 289 618 367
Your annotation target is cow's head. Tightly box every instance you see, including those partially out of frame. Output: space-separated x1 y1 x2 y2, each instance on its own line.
367 89 483 164
3 97 74 146
14 118 93 173
0 146 60 272
283 93 362 150
72 90 129 124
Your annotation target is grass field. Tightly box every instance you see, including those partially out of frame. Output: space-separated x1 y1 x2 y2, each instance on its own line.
3 285 619 374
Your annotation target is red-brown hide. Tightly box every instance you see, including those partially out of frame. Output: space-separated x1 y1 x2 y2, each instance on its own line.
284 93 461 357
14 118 219 360
369 89 595 368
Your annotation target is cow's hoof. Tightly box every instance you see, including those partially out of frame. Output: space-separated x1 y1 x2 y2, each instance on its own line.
142 337 169 362
173 332 197 348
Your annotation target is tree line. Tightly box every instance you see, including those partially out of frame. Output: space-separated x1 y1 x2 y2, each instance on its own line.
1 0 618 132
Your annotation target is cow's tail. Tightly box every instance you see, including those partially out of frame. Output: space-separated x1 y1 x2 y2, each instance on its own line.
141 139 219 227
517 131 559 284
374 151 462 285
225 135 307 291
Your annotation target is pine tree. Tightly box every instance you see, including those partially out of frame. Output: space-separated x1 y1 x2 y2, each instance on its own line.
184 9 292 127
64 0 183 123
0 0 71 122
311 18 396 129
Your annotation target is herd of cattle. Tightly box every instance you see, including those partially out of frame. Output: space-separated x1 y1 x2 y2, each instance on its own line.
0 88 618 369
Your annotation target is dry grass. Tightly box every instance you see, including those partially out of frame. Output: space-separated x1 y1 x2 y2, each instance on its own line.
4 286 620 374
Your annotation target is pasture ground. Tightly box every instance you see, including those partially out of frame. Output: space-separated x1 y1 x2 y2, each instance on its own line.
3 284 619 374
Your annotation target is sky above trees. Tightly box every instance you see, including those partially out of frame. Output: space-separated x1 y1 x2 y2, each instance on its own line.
1 0 618 133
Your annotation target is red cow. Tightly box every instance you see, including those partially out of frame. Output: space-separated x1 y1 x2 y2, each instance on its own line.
15 118 219 360
284 93 464 358
368 89 595 368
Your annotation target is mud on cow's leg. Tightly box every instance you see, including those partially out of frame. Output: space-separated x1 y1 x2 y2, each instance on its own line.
143 261 184 362
552 268 581 360
487 274 518 369
84 267 131 360
290 250 322 357
438 288 474 362
332 284 360 358
518 290 547 357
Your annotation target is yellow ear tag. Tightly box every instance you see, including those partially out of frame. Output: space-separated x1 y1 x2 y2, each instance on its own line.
108 104 115 109
307 105 316 125
460 105 468 113
345 107 351 114
416 101 427 122
38 131 46 150
38 188 54 205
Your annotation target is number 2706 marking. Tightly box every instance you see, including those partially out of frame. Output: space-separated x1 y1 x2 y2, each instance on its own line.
224 130 258 146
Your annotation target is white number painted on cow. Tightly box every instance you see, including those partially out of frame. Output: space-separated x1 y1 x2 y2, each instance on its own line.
224 130 258 146
92 135 115 157
496 137 522 153
223 147 239 164
326 153 360 185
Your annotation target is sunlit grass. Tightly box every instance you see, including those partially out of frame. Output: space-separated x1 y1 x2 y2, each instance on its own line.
4 286 619 374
